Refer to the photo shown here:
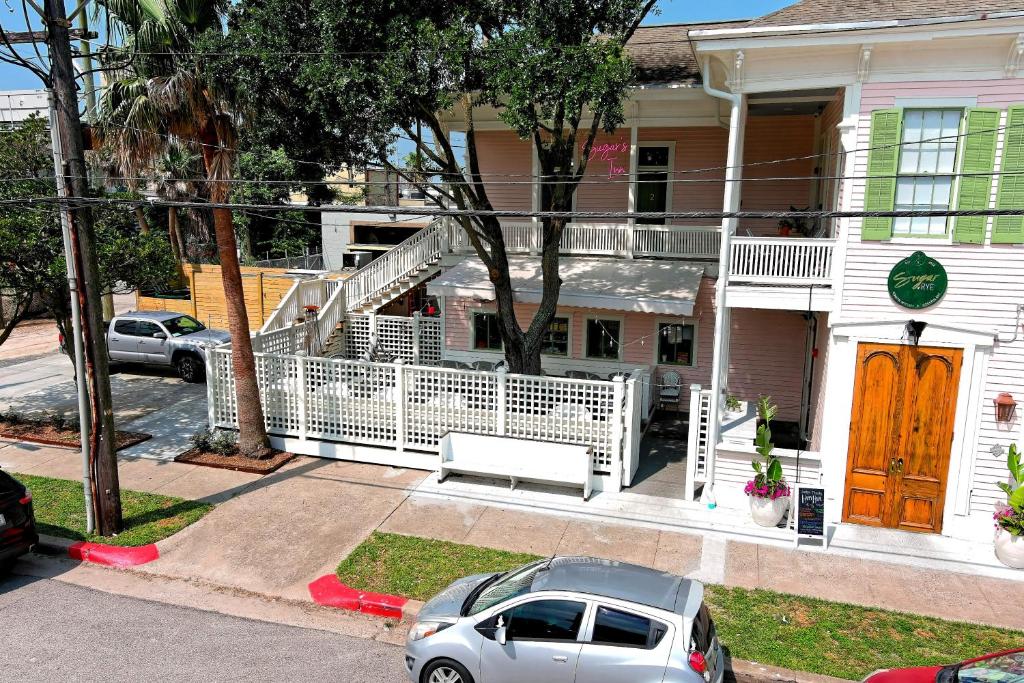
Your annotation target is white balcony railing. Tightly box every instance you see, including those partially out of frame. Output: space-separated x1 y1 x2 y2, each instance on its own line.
454 222 721 260
728 237 836 286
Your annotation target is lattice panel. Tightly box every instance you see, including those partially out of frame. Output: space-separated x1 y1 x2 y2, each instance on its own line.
418 318 443 365
304 357 397 445
504 375 617 473
343 315 372 359
403 366 500 449
209 349 237 428
693 390 712 478
256 354 302 435
376 315 415 362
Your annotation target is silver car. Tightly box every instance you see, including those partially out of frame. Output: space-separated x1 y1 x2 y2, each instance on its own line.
405 556 724 683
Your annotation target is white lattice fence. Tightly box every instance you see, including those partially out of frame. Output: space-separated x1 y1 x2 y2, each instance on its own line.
343 315 372 358
208 348 635 482
685 385 714 502
376 315 415 360
418 317 443 365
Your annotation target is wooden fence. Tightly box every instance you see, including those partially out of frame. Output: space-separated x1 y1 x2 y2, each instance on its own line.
137 264 343 331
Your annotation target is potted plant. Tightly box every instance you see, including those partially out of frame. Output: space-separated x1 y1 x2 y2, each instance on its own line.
744 397 791 527
725 395 742 414
994 444 1024 569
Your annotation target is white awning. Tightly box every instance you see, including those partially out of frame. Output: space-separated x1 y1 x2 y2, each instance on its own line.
428 256 706 316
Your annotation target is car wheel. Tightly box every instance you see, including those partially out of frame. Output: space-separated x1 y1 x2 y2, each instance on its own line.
422 659 474 683
176 355 204 383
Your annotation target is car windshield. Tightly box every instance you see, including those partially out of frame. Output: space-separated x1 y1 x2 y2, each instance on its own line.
163 315 206 337
957 652 1024 682
466 561 545 616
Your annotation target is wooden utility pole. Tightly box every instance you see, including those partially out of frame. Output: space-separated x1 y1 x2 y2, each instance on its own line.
43 0 123 534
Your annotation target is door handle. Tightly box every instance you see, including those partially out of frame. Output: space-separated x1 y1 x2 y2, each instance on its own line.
896 458 904 474
889 458 896 473
552 656 568 663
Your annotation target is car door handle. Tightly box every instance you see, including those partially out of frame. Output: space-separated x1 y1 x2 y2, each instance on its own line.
552 656 568 663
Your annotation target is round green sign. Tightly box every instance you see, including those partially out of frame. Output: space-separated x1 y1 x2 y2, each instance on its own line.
887 251 948 310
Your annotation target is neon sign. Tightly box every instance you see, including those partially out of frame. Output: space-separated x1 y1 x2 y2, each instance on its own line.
582 139 629 179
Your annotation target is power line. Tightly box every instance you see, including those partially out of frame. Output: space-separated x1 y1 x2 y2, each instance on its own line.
10 194 1024 220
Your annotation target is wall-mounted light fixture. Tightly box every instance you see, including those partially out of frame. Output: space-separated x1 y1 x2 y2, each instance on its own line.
995 393 1018 423
906 320 928 346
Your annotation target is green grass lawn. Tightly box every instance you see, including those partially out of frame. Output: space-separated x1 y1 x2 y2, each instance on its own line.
336 532 1024 681
14 472 213 547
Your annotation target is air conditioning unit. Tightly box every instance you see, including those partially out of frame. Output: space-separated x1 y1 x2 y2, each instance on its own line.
343 251 372 269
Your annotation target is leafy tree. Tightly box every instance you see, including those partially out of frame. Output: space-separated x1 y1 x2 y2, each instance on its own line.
98 0 271 455
214 0 656 373
0 116 177 352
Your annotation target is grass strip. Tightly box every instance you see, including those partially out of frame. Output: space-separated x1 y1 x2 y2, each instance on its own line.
13 471 213 547
336 531 1024 681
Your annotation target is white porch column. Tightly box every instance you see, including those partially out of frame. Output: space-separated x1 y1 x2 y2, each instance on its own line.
705 80 747 490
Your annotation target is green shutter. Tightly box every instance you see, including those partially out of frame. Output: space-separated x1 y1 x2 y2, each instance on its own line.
862 109 903 241
994 105 1024 244
953 108 1000 244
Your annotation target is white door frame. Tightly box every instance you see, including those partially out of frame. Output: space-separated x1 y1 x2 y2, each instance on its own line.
817 318 995 537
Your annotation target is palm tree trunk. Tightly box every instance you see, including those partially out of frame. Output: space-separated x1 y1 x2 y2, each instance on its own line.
135 206 150 234
200 125 270 456
168 207 182 261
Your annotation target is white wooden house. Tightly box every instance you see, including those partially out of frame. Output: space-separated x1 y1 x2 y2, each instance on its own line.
219 0 1024 558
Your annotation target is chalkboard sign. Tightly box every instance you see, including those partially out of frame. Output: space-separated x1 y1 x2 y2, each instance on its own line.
796 487 825 538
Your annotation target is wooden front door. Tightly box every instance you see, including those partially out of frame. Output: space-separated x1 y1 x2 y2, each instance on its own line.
843 343 962 534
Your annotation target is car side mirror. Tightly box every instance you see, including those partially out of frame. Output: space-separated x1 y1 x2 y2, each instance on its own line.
495 625 507 646
153 332 167 340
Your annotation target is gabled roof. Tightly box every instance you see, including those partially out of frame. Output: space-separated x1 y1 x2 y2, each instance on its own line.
625 21 747 85
745 0 1024 29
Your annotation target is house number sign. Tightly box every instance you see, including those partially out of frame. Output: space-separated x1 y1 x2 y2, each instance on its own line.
887 251 948 310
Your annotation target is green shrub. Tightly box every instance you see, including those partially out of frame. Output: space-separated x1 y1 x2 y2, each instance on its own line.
190 428 214 452
209 430 236 456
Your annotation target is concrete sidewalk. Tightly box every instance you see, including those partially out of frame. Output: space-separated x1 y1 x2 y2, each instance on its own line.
4 441 1022 632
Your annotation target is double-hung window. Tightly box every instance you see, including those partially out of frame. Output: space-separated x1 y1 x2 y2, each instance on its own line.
657 322 695 367
893 109 962 237
540 317 570 356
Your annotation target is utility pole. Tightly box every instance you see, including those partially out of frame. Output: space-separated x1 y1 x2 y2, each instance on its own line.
43 0 123 534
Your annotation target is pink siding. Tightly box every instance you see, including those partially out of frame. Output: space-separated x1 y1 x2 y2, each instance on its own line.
474 130 532 211
575 131 631 214
442 276 807 418
638 127 727 225
741 115 817 236
860 79 1024 111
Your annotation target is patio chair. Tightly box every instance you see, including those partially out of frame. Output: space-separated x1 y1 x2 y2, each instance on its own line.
439 359 463 369
583 371 603 381
472 360 498 372
659 370 682 411
606 372 626 381
565 370 589 380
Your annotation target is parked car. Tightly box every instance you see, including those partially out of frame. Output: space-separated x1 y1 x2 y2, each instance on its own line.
405 556 723 683
0 469 38 573
106 311 230 383
863 648 1024 682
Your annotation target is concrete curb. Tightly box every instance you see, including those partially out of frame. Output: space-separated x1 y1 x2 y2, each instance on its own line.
36 533 160 567
307 574 409 620
727 658 855 683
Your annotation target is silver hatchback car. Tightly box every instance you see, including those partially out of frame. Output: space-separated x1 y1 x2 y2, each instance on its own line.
405 556 724 683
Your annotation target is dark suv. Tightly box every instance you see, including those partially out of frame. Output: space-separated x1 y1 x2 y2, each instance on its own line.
0 470 38 572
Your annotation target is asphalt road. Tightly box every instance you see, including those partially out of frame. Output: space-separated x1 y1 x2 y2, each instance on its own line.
0 573 408 682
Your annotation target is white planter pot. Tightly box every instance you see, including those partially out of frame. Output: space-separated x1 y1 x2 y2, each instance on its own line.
750 495 790 528
995 528 1024 569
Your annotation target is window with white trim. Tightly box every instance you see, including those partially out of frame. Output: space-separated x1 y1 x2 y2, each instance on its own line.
894 109 962 237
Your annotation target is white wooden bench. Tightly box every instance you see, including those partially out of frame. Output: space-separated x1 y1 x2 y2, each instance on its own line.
438 432 593 500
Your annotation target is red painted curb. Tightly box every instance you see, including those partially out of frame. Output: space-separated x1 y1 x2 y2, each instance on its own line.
307 575 408 619
67 541 160 567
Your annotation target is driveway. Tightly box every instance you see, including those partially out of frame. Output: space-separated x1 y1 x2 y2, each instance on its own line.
0 351 207 461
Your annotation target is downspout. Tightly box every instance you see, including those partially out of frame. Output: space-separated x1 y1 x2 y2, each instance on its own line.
702 57 746 500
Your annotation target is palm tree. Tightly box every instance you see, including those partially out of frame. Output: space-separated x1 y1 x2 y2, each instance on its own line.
98 0 270 455
153 142 202 261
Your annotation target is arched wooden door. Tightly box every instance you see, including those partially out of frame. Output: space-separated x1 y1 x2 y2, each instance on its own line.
843 343 962 534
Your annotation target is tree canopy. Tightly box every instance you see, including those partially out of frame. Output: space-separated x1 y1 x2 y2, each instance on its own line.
0 115 177 347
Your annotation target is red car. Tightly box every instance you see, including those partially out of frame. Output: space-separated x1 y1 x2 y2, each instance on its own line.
864 649 1024 682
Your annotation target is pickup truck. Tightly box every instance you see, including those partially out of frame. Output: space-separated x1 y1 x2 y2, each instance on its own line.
107 311 231 383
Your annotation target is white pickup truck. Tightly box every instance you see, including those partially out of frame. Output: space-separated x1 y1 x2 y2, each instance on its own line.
106 311 231 383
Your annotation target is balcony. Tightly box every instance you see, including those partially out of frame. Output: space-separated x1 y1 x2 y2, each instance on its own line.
727 236 837 311
452 222 722 260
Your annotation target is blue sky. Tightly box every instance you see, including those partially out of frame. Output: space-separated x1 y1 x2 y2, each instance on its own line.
0 1 794 91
